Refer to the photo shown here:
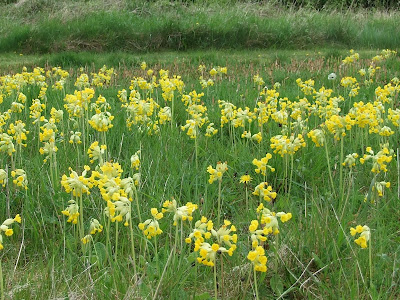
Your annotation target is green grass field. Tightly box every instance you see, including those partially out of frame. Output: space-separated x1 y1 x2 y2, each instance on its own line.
0 48 399 299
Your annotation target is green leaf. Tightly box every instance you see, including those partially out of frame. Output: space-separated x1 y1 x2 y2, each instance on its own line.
93 242 106 267
270 274 284 296
195 292 211 300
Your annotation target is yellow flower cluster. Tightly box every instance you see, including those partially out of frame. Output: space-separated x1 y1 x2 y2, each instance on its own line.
207 161 228 184
373 181 390 197
130 150 141 170
61 166 93 197
253 182 276 202
181 101 209 139
138 208 163 239
87 141 107 165
247 246 268 272
360 146 393 173
82 218 103 244
324 115 354 140
61 200 80 224
307 128 325 147
218 100 237 127
270 134 306 157
64 88 95 118
162 199 198 226
252 153 275 176
185 216 213 244
296 78 315 95
0 214 22 250
342 49 359 65
69 131 82 144
256 203 292 236
193 219 237 267
0 169 7 187
11 169 28 190
8 120 29 147
88 111 114 132
350 225 370 249
91 65 115 88
0 133 15 156
342 153 359 168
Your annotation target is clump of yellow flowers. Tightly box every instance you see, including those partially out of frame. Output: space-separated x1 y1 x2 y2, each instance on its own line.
207 161 228 184
253 182 277 202
252 153 275 177
0 214 21 250
360 146 393 173
350 225 370 248
192 219 237 267
61 200 80 224
162 199 198 226
138 208 163 239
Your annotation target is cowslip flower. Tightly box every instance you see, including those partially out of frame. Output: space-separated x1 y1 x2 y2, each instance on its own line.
307 129 325 147
193 219 236 267
247 246 268 272
82 218 103 244
61 166 93 197
253 182 277 202
342 153 359 168
0 133 15 156
196 242 231 267
350 225 370 248
210 220 237 256
61 200 80 224
0 169 7 187
270 134 306 157
256 203 292 235
69 131 82 144
138 208 163 239
162 199 198 225
360 146 393 173
111 196 132 226
185 216 213 244
207 161 228 184
88 112 114 132
11 169 28 190
130 150 140 170
249 220 270 248
252 153 275 176
0 214 21 250
373 181 390 197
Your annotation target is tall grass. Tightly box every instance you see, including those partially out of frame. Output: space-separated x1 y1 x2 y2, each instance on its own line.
0 1 399 53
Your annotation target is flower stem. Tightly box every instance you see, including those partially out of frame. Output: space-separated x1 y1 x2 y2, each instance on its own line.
324 142 336 197
214 260 218 300
129 220 137 277
254 267 259 300
115 221 119 262
288 154 294 200
155 235 160 277
134 185 142 223
0 260 4 300
339 137 344 203
369 235 373 288
217 180 222 226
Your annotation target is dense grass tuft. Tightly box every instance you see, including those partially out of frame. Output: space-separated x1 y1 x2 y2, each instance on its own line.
0 1 399 53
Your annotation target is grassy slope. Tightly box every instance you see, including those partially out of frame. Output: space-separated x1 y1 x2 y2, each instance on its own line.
0 0 400 53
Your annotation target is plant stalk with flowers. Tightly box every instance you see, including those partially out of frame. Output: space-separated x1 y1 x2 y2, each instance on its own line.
207 162 228 226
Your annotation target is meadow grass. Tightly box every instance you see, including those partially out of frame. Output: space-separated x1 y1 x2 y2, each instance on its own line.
0 48 399 299
0 0 400 53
